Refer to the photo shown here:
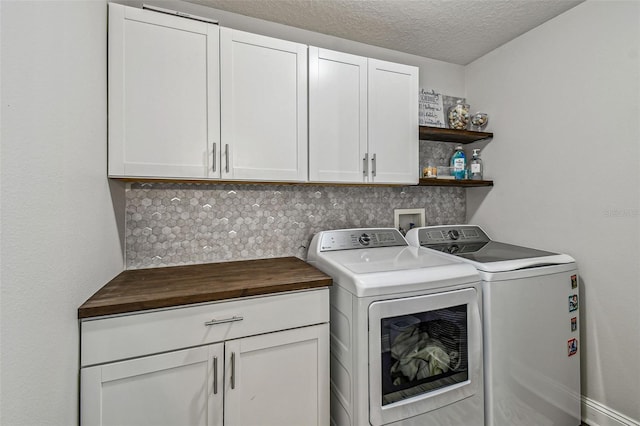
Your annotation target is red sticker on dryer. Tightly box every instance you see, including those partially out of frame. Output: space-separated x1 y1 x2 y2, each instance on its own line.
568 338 578 356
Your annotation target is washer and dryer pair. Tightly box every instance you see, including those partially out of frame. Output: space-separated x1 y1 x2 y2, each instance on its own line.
308 225 580 426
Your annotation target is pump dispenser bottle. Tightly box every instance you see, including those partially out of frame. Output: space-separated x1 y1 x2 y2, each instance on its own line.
470 149 483 180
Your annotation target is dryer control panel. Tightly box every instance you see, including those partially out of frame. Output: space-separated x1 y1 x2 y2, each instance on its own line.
411 225 490 247
318 228 407 251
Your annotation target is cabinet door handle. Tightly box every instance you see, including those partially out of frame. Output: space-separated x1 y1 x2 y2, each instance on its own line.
212 143 217 173
225 144 229 173
371 153 377 177
204 316 244 326
231 352 236 390
363 153 369 177
213 356 218 394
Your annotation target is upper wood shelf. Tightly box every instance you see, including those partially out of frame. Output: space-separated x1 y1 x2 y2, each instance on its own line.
419 126 493 144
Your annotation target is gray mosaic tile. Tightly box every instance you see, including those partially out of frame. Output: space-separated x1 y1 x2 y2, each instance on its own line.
125 174 465 269
125 142 466 269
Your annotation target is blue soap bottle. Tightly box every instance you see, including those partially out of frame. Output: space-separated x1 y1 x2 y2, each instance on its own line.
450 145 466 179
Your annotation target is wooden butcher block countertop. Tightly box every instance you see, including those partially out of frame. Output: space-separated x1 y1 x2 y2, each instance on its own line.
78 257 332 319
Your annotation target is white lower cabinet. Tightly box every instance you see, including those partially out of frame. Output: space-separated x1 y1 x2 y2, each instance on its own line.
80 290 329 426
224 326 328 426
81 344 224 426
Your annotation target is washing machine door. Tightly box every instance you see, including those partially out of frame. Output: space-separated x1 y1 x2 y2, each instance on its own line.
368 288 483 426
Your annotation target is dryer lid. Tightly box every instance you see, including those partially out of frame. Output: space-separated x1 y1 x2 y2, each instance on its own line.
406 225 575 272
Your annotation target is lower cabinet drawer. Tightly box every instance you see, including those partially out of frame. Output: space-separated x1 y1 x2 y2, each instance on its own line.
81 288 329 367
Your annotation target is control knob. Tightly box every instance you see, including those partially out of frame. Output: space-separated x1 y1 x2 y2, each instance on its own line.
447 244 460 254
447 229 460 240
358 233 371 246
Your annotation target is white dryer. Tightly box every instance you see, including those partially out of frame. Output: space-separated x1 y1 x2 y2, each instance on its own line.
307 228 484 426
406 225 581 426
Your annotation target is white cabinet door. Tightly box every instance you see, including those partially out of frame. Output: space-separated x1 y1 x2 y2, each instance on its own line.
224 324 329 426
221 28 308 182
368 59 419 184
108 4 220 179
309 47 368 183
81 343 224 426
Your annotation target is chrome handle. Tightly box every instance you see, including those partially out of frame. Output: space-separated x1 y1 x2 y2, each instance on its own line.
225 144 229 173
212 143 217 172
363 153 369 176
371 153 377 177
231 352 236 390
204 316 244 326
213 356 218 394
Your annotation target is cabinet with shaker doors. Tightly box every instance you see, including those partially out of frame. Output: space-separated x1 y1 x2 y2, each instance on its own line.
108 4 308 182
308 47 419 184
80 284 330 426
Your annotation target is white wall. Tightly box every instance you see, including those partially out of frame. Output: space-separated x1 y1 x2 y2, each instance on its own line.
0 1 124 424
465 1 640 424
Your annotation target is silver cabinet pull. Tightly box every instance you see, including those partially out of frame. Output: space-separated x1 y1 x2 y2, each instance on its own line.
212 143 217 172
225 144 229 173
363 153 369 177
371 153 377 177
213 356 218 394
231 352 236 389
204 316 244 326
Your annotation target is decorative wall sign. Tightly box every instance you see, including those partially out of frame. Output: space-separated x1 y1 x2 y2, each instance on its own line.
418 89 445 127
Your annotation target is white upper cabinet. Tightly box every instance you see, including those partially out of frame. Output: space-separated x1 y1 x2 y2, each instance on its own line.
368 59 419 184
108 4 220 179
309 47 368 183
108 5 417 184
220 29 308 182
309 48 418 184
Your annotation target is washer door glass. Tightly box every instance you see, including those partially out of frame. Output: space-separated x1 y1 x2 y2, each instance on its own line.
381 304 468 405
368 288 482 426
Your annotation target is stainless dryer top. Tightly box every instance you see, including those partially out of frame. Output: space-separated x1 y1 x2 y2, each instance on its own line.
405 225 575 273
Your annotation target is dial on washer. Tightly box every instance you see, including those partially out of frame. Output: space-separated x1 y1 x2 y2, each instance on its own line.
358 233 371 246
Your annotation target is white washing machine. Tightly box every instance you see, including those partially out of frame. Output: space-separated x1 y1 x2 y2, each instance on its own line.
406 225 581 426
307 228 484 426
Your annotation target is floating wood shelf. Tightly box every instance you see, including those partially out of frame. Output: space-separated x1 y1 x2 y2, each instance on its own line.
417 178 494 187
419 126 493 144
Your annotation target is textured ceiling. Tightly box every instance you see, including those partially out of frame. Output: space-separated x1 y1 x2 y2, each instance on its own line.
186 0 584 65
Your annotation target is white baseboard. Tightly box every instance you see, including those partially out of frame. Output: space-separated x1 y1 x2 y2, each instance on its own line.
582 395 640 426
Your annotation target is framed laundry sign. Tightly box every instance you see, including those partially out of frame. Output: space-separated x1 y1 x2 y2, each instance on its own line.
418 89 446 127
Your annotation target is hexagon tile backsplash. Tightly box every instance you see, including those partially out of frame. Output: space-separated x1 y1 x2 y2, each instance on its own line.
125 182 465 269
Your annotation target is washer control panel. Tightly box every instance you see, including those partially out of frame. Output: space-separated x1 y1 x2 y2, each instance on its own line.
318 228 407 251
